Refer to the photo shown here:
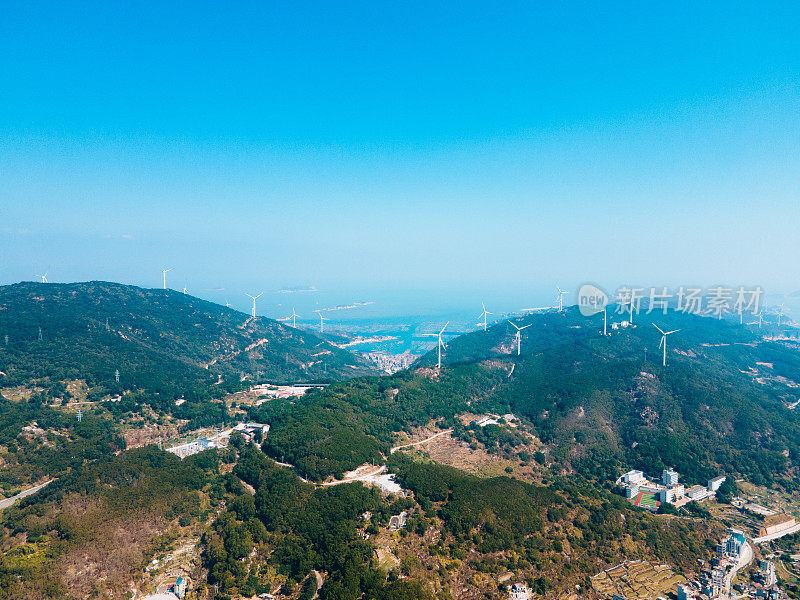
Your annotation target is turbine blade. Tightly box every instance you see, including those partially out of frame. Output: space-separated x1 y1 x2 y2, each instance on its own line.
665 329 680 335
652 323 666 335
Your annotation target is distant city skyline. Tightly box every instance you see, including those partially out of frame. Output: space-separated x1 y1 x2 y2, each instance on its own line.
2 3 798 302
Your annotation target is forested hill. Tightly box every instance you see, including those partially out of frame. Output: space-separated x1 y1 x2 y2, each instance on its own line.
416 307 800 488
0 281 376 395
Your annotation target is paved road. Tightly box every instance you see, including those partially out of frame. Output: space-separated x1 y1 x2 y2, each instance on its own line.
723 542 753 600
0 480 52 510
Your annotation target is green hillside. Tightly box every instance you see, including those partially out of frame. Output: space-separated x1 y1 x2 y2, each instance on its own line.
421 307 800 488
0 281 376 406
254 306 800 486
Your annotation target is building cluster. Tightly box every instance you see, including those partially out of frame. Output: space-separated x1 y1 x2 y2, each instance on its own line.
166 421 269 459
678 529 785 600
232 421 270 443
677 529 745 600
142 576 187 600
166 436 217 459
619 469 725 509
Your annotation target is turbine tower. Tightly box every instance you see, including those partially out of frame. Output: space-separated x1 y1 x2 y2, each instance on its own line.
39 272 48 283
424 322 450 369
477 302 493 331
777 304 785 326
315 311 328 333
244 292 263 318
283 307 300 327
653 323 680 367
509 321 532 355
556 286 567 311
161 267 171 290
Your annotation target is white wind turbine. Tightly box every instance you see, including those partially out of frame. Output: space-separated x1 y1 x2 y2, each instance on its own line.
280 307 300 327
777 304 785 326
424 322 450 369
653 324 680 367
555 286 568 311
509 321 532 355
315 310 328 333
182 284 189 295
477 302 493 331
161 267 171 290
39 272 48 283
244 292 263 318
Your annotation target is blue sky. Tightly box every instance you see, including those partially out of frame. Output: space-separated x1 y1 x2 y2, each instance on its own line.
1 2 799 315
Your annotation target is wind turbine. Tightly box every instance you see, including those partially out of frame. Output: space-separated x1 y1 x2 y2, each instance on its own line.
39 272 48 283
244 292 263 318
777 304 785 326
424 322 449 369
509 321 532 355
182 284 189 295
556 286 568 312
161 268 171 290
653 323 680 367
315 310 328 333
280 307 300 327
477 302 493 331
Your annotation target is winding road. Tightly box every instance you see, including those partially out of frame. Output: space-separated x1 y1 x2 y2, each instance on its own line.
722 542 753 600
0 480 52 511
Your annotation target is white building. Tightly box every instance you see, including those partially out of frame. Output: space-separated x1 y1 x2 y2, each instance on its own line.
660 484 685 504
623 470 647 485
722 529 747 558
166 437 216 459
687 485 710 501
662 468 679 486
626 483 640 499
677 584 696 600
509 583 532 600
708 475 726 492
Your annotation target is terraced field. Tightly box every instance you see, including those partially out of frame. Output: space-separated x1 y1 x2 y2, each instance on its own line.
591 560 685 600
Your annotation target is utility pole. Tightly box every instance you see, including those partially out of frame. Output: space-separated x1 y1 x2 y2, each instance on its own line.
38 327 43 342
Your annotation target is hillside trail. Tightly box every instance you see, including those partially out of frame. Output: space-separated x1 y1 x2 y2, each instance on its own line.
276 428 454 487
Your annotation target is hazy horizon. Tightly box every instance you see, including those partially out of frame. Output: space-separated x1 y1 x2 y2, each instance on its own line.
3 3 799 301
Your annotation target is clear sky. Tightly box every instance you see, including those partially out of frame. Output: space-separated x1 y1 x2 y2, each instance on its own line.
1 2 799 316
